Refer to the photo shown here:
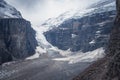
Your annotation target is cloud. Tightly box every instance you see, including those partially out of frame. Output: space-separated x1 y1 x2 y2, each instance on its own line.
6 0 45 11
5 0 100 25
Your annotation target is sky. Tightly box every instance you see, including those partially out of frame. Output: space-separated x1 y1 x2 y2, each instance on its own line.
5 0 100 26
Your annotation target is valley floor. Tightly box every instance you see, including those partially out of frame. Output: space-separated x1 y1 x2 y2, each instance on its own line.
0 57 91 80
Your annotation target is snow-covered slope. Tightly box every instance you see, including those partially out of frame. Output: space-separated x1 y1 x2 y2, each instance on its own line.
0 0 22 18
42 0 115 30
89 0 115 8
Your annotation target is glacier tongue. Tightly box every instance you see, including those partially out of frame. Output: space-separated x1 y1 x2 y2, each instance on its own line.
27 25 73 60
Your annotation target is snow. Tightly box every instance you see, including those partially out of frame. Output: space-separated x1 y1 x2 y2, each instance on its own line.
90 0 115 8
26 25 50 60
89 40 95 44
97 20 112 27
42 8 95 29
34 26 51 46
42 10 78 28
59 27 69 30
96 31 101 34
0 1 22 18
41 0 115 31
71 34 77 38
50 47 72 56
53 48 105 64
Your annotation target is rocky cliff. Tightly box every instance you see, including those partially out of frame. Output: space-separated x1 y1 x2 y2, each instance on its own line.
73 0 120 80
0 19 37 64
0 0 37 64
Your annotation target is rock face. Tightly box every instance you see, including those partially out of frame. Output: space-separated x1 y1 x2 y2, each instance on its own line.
73 0 120 80
0 19 37 64
0 0 37 64
44 10 116 52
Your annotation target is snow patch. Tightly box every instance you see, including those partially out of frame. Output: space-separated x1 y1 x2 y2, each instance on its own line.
96 31 101 34
71 34 77 38
104 1 116 7
97 20 112 27
89 40 95 44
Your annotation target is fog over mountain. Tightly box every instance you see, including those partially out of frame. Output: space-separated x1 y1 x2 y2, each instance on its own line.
5 0 100 25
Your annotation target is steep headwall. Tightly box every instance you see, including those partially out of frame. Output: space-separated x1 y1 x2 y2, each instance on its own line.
0 18 37 64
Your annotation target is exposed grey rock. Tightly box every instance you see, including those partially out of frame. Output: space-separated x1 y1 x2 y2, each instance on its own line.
0 18 37 64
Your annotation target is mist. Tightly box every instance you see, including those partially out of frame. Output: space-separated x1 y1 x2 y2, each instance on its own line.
5 0 100 26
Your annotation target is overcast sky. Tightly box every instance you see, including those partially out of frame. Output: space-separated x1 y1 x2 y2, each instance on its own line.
5 0 100 26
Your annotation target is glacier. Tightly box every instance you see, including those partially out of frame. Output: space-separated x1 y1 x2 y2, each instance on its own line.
27 0 116 64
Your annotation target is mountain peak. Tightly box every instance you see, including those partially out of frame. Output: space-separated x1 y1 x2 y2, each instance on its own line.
0 0 22 18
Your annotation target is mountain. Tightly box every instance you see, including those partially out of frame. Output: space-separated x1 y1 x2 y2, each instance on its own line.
0 0 22 18
42 0 116 53
42 0 115 29
0 0 37 64
73 0 120 80
0 0 118 80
